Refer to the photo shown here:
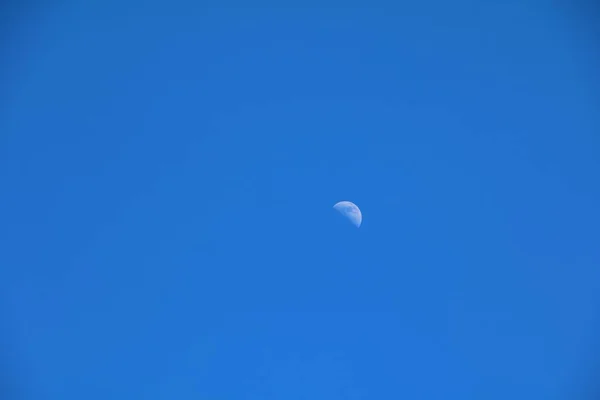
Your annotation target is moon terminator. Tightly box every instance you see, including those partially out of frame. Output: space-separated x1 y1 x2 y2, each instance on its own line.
333 201 362 227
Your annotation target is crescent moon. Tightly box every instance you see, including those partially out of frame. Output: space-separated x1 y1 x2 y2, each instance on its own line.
333 201 362 227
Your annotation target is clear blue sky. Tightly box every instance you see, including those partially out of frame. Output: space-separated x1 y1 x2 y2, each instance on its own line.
1 1 599 399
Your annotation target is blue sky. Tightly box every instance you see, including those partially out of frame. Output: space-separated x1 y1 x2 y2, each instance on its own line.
1 1 599 399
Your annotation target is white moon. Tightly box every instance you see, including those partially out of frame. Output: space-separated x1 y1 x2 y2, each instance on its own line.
333 201 362 227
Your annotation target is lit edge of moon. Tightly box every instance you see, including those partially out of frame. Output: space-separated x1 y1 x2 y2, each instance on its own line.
333 201 362 228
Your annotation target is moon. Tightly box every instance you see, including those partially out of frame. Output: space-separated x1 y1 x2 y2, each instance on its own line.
333 201 362 227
